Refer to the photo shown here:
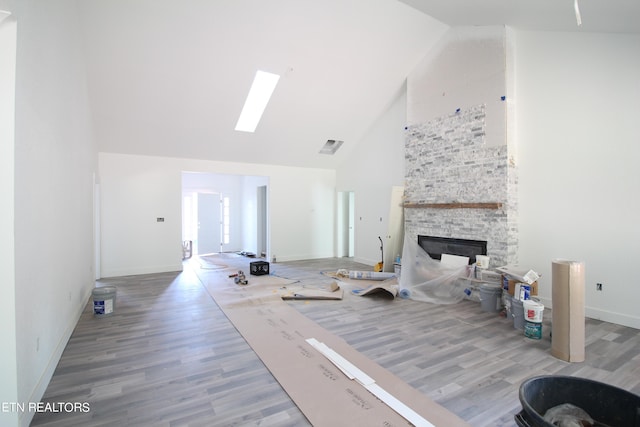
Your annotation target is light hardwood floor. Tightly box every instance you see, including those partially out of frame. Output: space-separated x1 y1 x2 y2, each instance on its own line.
31 256 640 426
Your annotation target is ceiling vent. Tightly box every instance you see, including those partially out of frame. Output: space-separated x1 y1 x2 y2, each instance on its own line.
319 139 343 155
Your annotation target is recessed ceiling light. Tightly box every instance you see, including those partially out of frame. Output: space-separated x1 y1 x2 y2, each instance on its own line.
235 70 280 133
319 139 344 155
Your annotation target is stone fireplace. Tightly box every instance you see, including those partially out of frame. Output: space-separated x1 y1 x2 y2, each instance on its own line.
404 104 518 267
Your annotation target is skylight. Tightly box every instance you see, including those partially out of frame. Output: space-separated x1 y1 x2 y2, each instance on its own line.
235 70 280 133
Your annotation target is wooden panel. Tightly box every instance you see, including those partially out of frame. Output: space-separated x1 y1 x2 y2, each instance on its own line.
404 202 503 209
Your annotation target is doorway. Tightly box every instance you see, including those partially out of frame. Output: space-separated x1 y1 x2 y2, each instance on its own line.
196 193 221 255
181 172 269 257
182 192 222 256
256 185 267 258
336 191 355 257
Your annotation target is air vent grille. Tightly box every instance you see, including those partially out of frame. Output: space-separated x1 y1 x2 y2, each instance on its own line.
319 139 343 155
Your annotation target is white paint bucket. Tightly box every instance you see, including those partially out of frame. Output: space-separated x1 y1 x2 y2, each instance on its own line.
92 286 117 317
523 299 544 323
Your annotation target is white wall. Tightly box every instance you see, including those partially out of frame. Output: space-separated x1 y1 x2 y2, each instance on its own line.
99 154 183 277
10 1 98 426
336 86 407 266
99 153 336 276
515 30 640 329
0 6 18 427
407 26 507 147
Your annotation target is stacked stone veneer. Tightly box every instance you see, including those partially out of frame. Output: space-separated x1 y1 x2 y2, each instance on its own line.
404 104 518 267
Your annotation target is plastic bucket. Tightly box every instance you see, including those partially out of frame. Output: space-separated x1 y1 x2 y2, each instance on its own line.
512 298 525 330
479 283 502 312
515 375 640 427
523 299 544 322
476 255 490 269
524 321 542 339
504 294 514 321
92 286 117 317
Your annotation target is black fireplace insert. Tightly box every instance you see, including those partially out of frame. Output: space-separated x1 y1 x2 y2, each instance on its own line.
417 235 487 265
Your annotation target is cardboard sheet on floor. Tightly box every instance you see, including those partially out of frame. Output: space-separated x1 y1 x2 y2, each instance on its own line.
201 268 469 426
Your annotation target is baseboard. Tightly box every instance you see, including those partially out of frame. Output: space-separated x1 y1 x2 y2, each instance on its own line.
270 253 336 263
534 296 639 330
585 307 640 330
100 263 184 278
353 256 376 266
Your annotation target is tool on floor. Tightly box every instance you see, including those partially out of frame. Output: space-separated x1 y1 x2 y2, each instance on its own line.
233 270 248 285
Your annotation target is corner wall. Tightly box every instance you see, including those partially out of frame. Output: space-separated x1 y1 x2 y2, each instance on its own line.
336 87 408 266
11 1 98 425
514 30 640 329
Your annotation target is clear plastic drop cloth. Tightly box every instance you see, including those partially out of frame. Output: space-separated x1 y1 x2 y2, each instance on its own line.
398 237 471 304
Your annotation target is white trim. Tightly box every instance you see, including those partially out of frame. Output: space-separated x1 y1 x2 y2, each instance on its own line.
306 338 435 427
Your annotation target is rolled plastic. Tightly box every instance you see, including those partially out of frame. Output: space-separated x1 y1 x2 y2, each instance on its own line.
551 260 585 362
349 271 396 281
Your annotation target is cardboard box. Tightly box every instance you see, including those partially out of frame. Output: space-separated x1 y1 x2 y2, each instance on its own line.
504 277 538 297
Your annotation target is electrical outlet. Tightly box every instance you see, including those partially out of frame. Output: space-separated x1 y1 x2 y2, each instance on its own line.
596 283 603 291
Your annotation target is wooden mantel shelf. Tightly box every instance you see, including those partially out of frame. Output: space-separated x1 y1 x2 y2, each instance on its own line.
403 202 503 209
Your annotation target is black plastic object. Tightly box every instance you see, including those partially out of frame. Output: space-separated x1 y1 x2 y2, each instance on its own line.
249 261 269 276
515 375 640 426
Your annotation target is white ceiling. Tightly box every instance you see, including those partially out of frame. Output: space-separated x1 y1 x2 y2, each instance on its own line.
400 0 640 33
78 0 639 169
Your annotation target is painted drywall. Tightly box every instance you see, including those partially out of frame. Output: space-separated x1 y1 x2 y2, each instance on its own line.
514 30 640 329
407 26 507 147
99 153 335 277
99 154 184 277
0 7 18 427
336 86 407 266
11 1 98 426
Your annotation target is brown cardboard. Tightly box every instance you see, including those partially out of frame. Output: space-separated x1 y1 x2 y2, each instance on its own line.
202 267 469 427
550 260 585 362
506 279 538 297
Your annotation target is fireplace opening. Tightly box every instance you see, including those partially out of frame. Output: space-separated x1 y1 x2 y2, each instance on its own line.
417 235 487 265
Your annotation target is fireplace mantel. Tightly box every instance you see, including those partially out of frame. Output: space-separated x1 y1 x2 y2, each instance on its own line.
403 202 503 209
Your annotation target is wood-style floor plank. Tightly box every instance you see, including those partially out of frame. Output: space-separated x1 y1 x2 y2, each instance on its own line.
31 256 640 426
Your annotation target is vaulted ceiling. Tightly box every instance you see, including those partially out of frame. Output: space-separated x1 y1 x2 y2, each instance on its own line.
78 0 640 169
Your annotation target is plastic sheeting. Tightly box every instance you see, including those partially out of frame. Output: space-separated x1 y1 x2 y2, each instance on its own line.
398 237 471 304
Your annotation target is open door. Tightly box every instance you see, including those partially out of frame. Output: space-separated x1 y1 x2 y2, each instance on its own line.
197 193 221 255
